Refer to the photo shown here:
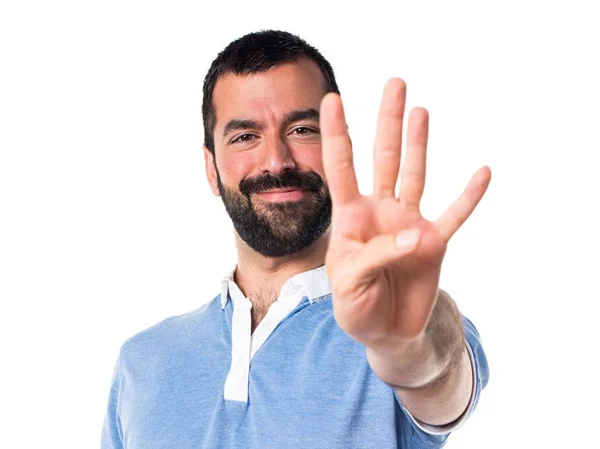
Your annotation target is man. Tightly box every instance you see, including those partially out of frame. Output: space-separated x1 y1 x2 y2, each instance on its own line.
102 30 490 449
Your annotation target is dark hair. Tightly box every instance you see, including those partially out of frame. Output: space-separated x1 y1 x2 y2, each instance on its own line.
201 29 340 155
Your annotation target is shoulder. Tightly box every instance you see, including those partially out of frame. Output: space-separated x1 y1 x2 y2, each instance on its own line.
119 294 221 365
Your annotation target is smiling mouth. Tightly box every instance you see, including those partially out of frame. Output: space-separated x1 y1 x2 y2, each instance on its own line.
254 188 307 202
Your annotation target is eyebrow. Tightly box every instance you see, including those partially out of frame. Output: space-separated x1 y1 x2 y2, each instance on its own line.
283 108 320 125
221 108 320 140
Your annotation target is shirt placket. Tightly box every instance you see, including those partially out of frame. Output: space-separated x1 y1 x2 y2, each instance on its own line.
223 295 252 402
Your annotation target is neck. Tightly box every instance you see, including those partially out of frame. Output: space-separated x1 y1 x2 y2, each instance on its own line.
233 228 330 306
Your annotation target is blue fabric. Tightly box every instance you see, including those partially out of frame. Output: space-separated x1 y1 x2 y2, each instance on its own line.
102 293 488 449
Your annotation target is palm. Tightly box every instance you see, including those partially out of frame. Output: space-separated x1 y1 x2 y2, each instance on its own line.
320 79 491 349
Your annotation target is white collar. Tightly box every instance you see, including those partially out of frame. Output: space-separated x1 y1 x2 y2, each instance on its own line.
220 264 331 310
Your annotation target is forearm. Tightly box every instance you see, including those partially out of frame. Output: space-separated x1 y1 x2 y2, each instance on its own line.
365 289 473 425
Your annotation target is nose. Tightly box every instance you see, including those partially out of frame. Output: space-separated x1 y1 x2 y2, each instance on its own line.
259 136 297 176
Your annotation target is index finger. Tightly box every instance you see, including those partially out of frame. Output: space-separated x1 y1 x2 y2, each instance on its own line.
320 93 360 205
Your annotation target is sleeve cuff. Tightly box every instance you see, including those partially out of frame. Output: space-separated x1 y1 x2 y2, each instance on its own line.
396 339 478 436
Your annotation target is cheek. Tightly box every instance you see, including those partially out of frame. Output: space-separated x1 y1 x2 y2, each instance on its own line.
297 147 326 179
219 151 257 185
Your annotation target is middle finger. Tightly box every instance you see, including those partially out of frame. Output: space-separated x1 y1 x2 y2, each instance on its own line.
373 78 407 197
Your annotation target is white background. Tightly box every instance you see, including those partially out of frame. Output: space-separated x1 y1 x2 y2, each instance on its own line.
1 1 598 447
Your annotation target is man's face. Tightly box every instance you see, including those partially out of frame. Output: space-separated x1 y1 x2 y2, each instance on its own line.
204 59 332 257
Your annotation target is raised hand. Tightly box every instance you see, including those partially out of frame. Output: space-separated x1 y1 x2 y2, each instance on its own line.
320 78 491 352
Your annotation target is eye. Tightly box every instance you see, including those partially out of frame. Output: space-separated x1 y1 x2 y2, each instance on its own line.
232 133 257 144
291 126 319 136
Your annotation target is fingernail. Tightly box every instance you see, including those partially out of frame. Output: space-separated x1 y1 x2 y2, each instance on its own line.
396 229 421 251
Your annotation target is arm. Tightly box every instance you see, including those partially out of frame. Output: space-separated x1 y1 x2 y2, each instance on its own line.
365 289 473 426
318 81 491 431
101 348 125 449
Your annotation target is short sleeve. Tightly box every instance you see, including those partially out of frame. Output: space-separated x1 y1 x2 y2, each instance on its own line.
101 348 125 449
395 315 489 447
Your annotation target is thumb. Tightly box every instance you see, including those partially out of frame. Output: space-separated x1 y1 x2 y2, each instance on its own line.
358 228 422 276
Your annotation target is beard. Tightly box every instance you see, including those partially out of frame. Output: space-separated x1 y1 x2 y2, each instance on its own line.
215 167 332 257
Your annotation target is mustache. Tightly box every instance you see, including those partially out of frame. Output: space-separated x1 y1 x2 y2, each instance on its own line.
239 170 324 197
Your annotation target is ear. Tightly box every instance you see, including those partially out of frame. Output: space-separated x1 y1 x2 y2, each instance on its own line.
203 145 221 197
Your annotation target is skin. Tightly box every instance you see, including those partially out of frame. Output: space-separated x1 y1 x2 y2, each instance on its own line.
204 60 492 426
204 59 332 319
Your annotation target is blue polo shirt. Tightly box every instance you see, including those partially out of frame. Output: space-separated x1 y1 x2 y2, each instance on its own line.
101 265 488 449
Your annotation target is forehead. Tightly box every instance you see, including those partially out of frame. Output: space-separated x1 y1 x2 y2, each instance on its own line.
212 59 327 131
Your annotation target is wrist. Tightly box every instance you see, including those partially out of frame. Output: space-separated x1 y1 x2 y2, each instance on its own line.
366 333 446 389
